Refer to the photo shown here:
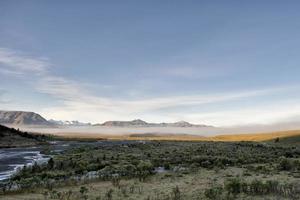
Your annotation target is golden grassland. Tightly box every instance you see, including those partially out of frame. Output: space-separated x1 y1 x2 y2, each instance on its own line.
46 129 300 142
211 130 300 142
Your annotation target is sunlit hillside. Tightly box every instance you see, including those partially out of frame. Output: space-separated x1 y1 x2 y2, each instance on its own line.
46 129 300 142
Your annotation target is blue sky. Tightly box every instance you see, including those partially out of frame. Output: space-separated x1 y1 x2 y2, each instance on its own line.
1 1 300 126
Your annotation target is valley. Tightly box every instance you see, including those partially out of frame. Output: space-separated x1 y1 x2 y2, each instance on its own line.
2 2 300 199
0 127 300 199
1 112 300 199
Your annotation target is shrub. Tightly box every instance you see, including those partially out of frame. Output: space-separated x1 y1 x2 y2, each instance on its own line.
111 176 120 188
225 178 242 195
279 158 293 171
171 186 181 200
204 186 223 199
105 189 114 200
80 186 88 200
137 161 153 181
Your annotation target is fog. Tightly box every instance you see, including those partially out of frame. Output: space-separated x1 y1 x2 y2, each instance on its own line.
9 120 300 137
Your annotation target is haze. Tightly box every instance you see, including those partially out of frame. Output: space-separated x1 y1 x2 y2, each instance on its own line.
1 1 300 127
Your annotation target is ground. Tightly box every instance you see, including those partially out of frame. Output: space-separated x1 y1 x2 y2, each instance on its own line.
1 136 300 200
45 129 300 142
2 167 299 200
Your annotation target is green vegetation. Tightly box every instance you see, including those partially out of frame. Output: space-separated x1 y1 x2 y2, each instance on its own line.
0 125 50 148
204 178 300 199
272 135 300 145
1 140 300 199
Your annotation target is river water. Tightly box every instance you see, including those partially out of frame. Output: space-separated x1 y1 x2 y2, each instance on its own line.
0 147 49 181
0 141 100 181
0 140 141 181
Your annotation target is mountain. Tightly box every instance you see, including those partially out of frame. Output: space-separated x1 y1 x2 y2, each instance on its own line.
0 110 211 128
0 124 47 148
95 119 211 127
0 111 51 126
49 119 91 126
100 119 148 127
157 121 208 127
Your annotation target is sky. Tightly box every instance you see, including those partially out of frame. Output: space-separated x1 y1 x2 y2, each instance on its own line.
1 1 300 126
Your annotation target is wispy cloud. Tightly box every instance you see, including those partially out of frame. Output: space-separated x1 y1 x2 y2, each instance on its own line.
0 48 49 75
36 75 286 116
1 47 299 125
182 100 300 126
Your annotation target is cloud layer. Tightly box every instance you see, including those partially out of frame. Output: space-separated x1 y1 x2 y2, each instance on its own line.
1 48 300 126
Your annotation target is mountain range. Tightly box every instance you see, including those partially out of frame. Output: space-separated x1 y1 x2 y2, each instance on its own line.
48 119 91 126
94 119 211 127
0 110 211 128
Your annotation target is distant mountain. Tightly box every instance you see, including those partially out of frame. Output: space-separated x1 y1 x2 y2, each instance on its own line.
49 119 91 126
0 124 47 147
157 121 209 127
0 111 51 126
95 119 211 127
99 119 148 127
0 110 211 128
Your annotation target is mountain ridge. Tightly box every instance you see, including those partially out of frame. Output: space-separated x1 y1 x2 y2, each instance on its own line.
0 110 212 128
0 110 51 126
94 119 212 127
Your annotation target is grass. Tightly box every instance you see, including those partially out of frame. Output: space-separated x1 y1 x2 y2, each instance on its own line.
212 130 300 142
48 130 300 142
2 167 298 200
270 134 300 144
1 132 300 199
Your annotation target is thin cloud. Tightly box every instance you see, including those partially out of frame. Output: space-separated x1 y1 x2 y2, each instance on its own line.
183 100 300 126
38 81 296 124
1 47 300 125
0 48 49 75
37 76 287 115
0 68 23 76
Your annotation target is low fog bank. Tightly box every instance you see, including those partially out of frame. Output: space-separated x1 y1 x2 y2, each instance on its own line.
8 121 300 137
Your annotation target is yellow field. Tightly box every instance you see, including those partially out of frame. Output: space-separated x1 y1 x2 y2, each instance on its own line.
49 129 300 142
211 130 300 141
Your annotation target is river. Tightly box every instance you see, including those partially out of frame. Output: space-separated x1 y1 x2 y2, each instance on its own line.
0 141 100 181
0 140 142 181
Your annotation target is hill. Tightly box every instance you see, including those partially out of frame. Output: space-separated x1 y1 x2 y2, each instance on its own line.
100 119 148 127
211 130 300 142
268 134 300 145
95 119 211 127
0 124 47 148
0 110 51 126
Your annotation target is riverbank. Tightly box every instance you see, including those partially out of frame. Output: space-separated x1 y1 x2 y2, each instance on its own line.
1 140 300 199
0 140 134 182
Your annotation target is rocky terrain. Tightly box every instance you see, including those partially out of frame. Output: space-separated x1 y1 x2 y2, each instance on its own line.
0 111 51 126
